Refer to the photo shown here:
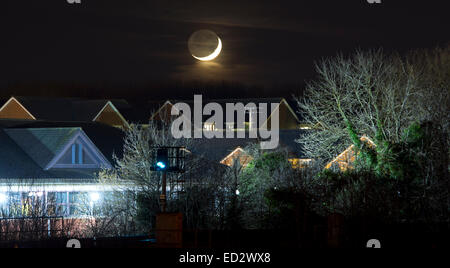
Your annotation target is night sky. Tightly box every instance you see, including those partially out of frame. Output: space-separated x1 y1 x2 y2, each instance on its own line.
1 0 448 99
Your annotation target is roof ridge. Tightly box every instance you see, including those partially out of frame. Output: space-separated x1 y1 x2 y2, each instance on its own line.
7 127 82 131
3 127 82 169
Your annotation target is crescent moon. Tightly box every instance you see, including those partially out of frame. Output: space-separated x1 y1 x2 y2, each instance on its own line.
192 37 222 61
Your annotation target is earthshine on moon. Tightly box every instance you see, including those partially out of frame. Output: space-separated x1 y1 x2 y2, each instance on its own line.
188 30 222 61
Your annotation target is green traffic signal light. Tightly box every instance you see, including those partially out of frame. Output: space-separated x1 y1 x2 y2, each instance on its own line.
155 148 169 171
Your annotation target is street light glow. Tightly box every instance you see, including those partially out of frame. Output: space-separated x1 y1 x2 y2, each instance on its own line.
156 161 166 169
0 193 7 204
89 192 101 202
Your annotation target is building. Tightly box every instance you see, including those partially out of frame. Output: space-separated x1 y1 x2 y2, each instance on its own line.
150 97 303 131
0 96 131 129
0 119 124 219
325 136 376 171
190 129 310 168
0 96 311 239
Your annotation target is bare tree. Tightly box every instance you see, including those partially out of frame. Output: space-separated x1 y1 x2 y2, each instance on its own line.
406 46 450 145
96 115 230 233
294 46 449 225
294 47 449 161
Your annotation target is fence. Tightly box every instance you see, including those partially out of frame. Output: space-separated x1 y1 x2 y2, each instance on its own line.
0 216 66 242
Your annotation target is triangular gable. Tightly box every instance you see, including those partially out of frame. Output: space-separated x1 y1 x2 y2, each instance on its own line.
46 129 112 170
325 135 376 171
5 128 111 170
150 100 193 125
0 97 36 120
93 101 130 128
260 98 300 130
151 98 299 130
220 147 253 167
280 98 300 122
150 100 174 121
12 96 79 121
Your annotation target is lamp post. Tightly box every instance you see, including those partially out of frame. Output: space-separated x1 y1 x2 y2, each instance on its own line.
160 172 167 213
156 148 169 212
150 147 185 213
150 146 186 248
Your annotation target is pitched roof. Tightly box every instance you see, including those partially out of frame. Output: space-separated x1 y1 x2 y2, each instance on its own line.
72 99 130 122
278 129 309 158
189 129 308 162
0 128 48 179
0 119 125 180
12 96 79 121
0 119 125 163
190 134 259 162
4 128 80 169
4 96 131 123
167 97 285 113
325 135 376 170
0 128 102 179
152 97 300 125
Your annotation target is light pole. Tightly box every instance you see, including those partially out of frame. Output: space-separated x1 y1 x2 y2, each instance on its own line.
150 146 186 248
160 171 167 213
150 147 185 213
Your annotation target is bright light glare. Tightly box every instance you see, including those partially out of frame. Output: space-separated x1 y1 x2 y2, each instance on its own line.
235 190 240 195
28 192 43 197
0 193 7 203
156 161 166 169
89 192 101 202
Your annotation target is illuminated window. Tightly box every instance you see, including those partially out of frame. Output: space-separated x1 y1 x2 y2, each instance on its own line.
289 158 312 169
69 192 83 216
47 192 68 216
8 193 21 217
71 143 84 164
204 122 215 131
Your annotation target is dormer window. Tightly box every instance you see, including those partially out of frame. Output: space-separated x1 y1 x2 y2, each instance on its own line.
51 137 110 169
71 143 84 164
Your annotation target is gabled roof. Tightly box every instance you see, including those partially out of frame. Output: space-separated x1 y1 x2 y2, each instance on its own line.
284 98 303 122
4 127 112 171
72 99 130 123
190 134 259 163
0 128 102 179
0 96 36 119
325 135 376 170
0 119 125 163
150 97 301 125
9 96 79 121
4 128 80 169
219 147 250 166
0 96 131 123
189 129 308 163
0 128 49 179
0 119 125 179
